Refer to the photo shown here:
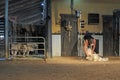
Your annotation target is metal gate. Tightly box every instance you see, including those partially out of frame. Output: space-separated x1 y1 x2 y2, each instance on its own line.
8 24 47 59
9 36 46 58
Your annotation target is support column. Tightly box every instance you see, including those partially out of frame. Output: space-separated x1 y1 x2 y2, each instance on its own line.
5 0 9 58
47 0 52 58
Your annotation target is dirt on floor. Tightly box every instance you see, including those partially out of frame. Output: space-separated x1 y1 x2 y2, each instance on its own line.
0 57 120 80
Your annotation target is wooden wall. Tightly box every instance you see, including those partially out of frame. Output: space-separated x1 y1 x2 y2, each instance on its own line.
51 0 120 33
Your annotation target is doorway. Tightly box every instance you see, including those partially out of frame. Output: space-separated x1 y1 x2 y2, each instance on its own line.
102 15 113 56
103 11 120 56
60 14 78 56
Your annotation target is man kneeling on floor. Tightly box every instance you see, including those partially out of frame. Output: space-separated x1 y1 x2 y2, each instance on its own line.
83 31 108 61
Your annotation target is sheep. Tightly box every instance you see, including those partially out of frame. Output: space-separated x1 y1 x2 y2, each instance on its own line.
23 43 35 57
10 43 38 58
10 43 28 57
10 43 22 57
86 48 109 61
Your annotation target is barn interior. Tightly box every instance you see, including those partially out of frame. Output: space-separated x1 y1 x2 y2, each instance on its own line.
0 0 51 59
0 0 120 60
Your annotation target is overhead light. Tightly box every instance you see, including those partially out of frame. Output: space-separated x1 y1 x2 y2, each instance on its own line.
41 3 44 6
0 35 4 39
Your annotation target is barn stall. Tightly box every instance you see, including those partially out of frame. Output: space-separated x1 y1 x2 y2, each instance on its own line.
0 0 51 60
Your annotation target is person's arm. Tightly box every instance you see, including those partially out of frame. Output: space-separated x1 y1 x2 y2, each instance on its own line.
91 39 96 53
83 39 88 56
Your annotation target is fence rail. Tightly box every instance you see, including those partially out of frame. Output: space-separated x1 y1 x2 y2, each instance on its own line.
9 36 46 60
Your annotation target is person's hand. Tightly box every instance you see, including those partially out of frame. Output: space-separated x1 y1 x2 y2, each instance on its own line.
92 50 94 54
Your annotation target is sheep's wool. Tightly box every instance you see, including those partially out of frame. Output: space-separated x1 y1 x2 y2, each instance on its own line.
86 48 109 61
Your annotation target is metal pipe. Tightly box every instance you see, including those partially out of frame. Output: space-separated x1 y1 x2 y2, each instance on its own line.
47 0 52 58
70 0 73 10
70 0 74 14
5 0 9 58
